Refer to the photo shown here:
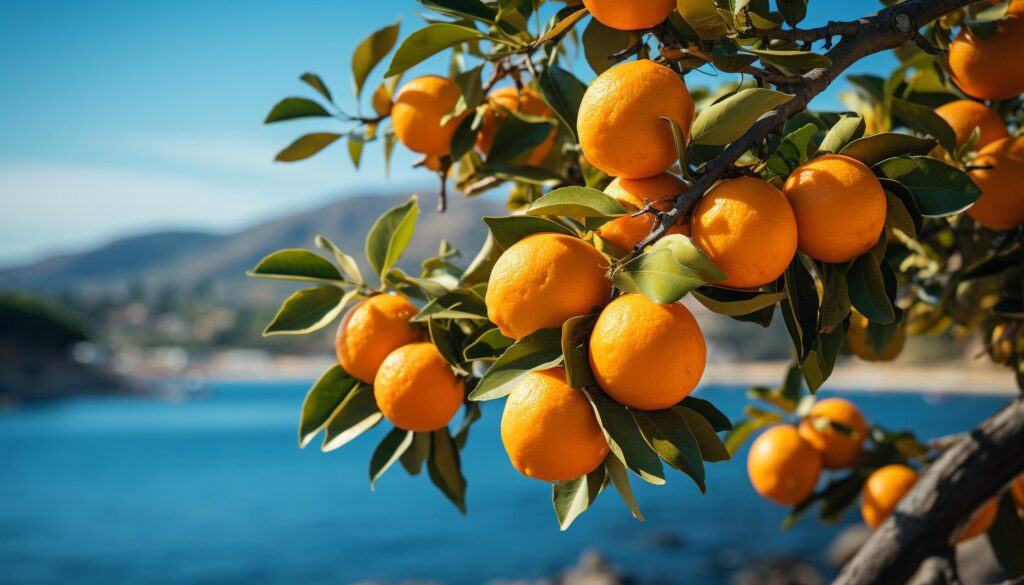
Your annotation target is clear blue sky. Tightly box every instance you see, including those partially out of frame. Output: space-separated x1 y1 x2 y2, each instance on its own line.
0 0 895 267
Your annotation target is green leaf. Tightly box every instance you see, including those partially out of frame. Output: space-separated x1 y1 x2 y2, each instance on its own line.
413 288 488 322
470 328 563 400
838 132 936 167
777 0 807 25
347 132 365 169
553 466 606 530
314 235 364 284
450 110 484 163
693 289 787 317
446 64 485 123
352 21 401 99
801 327 844 393
724 413 782 454
561 314 597 389
428 319 469 374
263 286 346 335
385 23 484 78
747 49 830 73
819 264 851 331
463 327 514 361
662 116 691 180
453 402 481 450
680 396 732 432
369 428 414 489
884 191 918 238
275 132 343 162
989 494 1024 578
818 116 865 153
635 409 706 493
418 0 497 23
848 254 896 324
604 455 644 521
321 384 383 451
400 431 431 475
676 0 729 40
582 17 636 75
584 391 666 485
690 88 794 146
535 5 588 45
890 98 957 155
526 186 626 219
299 365 361 448
876 156 981 217
484 114 553 166
711 38 758 73
780 258 819 361
248 249 345 283
613 235 725 304
300 72 333 103
866 308 903 355
264 97 332 123
537 65 587 140
765 123 817 178
427 428 468 513
365 195 419 282
674 406 730 462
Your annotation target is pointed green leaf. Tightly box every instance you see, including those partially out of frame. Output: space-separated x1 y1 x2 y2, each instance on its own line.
352 21 401 98
365 195 419 281
537 65 587 140
370 428 414 488
470 328 563 400
553 466 606 530
635 409 706 493
674 406 730 462
690 89 794 146
584 391 666 485
321 384 383 451
890 98 957 155
693 289 787 317
248 249 345 283
818 116 865 154
275 133 343 162
848 254 896 324
483 216 577 251
526 186 626 219
314 235 364 284
299 365 361 448
300 72 333 103
765 123 816 178
876 156 981 217
265 97 332 123
838 132 936 167
427 428 467 513
400 431 431 475
604 455 644 521
561 314 597 389
680 396 732 432
263 286 346 335
385 23 484 78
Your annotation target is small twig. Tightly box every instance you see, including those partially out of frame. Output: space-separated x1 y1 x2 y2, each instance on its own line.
914 32 944 55
739 19 864 47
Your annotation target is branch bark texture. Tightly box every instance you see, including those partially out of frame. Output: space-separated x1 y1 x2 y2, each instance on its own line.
635 0 976 252
835 397 1024 585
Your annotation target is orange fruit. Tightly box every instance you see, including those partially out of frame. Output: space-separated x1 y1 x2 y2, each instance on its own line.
582 0 676 30
373 342 464 432
846 311 907 362
968 137 1024 230
691 177 798 289
477 87 556 166
948 16 1024 100
747 425 823 506
391 75 467 156
934 100 1009 153
784 154 887 263
485 233 611 340
1012 475 1024 507
500 368 609 481
578 60 695 179
798 397 869 469
596 173 689 250
861 464 918 529
335 294 422 384
991 322 1019 364
959 499 999 542
589 295 706 410
1013 0 1024 15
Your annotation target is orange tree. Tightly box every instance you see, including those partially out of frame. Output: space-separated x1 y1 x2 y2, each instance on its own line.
250 0 1024 582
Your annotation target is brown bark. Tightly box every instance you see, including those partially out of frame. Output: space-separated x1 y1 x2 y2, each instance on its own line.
834 397 1024 585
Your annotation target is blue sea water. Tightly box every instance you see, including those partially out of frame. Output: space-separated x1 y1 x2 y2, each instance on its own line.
0 383 1010 585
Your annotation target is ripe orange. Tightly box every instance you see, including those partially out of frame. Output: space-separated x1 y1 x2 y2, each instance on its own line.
477 87 556 166
500 368 609 481
798 398 869 469
335 294 422 384
485 233 611 340
967 137 1024 230
948 16 1024 100
578 60 695 179
589 295 706 411
373 342 464 432
596 173 689 250
747 425 823 506
582 0 675 30
959 499 998 542
1012 475 1024 508
861 464 918 529
846 311 906 362
391 75 467 156
934 100 1009 153
690 177 798 289
783 154 887 263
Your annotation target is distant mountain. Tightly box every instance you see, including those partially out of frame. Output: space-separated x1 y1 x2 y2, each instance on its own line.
0 193 505 298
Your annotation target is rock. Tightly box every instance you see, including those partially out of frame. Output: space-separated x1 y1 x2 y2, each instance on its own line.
731 557 825 585
826 525 873 568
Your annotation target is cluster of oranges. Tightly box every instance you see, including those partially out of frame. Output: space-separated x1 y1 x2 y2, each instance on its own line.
747 398 1006 541
334 294 465 432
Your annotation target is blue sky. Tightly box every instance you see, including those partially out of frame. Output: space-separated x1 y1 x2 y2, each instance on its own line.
0 0 895 267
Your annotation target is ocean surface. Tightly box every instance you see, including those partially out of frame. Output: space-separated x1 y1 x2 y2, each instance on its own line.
0 382 1010 585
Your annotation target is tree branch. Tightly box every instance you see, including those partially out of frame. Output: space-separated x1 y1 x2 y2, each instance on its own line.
834 397 1024 585
633 0 975 253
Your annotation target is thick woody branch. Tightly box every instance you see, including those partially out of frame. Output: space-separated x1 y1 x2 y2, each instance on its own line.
834 397 1024 585
634 0 975 253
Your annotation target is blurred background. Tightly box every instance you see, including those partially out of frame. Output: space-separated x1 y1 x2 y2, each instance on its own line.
0 1 1015 584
